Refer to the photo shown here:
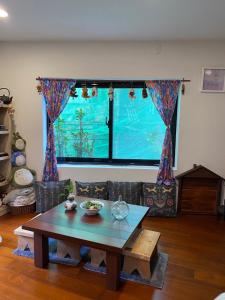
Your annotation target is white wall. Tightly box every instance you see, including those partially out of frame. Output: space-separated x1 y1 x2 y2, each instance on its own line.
0 41 225 183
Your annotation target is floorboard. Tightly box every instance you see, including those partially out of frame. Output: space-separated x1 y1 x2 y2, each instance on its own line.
0 213 224 300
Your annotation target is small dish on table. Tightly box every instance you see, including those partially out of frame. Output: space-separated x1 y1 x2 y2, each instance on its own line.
80 200 104 215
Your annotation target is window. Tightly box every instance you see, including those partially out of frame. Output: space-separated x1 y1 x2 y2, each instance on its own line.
52 80 178 166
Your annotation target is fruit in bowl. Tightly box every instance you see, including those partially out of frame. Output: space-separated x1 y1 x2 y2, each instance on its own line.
80 200 104 215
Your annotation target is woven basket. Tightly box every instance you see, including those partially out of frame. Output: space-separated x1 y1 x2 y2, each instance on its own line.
9 202 36 215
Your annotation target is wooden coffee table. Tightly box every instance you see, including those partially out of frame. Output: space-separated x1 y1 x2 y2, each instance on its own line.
22 197 149 291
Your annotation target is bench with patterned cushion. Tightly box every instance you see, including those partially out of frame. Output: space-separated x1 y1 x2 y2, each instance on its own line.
75 180 177 215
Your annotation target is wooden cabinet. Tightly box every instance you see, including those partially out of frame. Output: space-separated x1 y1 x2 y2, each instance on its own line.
176 165 224 215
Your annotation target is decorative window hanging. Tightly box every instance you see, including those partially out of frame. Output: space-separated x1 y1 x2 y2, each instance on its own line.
70 84 78 98
108 85 114 101
129 87 136 100
142 85 148 99
82 85 90 99
36 84 42 94
92 86 98 97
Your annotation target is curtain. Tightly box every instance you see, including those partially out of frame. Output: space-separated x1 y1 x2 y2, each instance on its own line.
39 79 75 181
146 80 181 185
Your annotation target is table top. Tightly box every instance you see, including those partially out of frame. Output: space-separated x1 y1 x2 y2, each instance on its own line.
22 197 149 253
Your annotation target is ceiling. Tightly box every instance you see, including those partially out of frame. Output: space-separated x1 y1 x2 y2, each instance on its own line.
0 0 225 42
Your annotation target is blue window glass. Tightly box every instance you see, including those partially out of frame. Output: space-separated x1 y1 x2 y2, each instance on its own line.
113 88 166 160
54 88 109 158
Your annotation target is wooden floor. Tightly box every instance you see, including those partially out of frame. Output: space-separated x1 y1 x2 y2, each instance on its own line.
0 213 224 300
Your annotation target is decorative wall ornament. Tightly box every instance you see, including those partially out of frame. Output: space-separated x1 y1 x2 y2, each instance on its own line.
12 132 26 152
11 151 26 167
9 104 36 195
201 67 225 93
10 166 36 188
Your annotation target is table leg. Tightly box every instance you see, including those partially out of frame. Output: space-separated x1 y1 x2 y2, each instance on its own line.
34 232 49 268
106 251 121 291
137 221 142 229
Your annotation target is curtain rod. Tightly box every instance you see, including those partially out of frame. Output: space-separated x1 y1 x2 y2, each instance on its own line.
36 77 190 82
36 77 76 82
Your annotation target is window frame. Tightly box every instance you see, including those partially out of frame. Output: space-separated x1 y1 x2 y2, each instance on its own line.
47 80 179 167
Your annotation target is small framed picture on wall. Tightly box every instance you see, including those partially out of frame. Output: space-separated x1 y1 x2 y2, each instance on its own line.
201 68 225 93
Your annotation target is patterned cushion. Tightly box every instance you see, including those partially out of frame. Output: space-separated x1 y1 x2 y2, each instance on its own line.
75 181 108 200
108 181 141 205
142 183 177 217
34 179 71 213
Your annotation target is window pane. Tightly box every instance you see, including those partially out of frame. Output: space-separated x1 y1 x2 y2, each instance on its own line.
113 88 166 160
54 88 109 158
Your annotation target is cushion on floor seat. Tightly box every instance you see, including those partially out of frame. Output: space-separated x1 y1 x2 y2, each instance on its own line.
142 183 177 217
34 179 71 212
108 181 142 205
75 181 108 200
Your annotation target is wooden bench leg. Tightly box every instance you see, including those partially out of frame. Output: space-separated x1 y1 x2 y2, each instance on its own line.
106 251 121 291
57 240 81 261
123 256 136 274
137 260 151 280
34 232 49 268
150 245 159 274
90 248 106 267
17 236 34 252
123 256 151 280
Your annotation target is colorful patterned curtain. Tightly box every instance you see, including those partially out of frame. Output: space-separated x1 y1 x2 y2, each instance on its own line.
146 80 181 185
39 79 75 181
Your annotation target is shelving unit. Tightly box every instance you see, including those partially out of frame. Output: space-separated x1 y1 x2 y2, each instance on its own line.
0 180 8 187
0 156 10 161
0 104 12 216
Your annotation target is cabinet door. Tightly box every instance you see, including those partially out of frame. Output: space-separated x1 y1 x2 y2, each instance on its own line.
181 187 217 215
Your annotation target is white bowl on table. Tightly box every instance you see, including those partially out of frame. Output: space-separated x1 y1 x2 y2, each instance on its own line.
80 200 104 215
